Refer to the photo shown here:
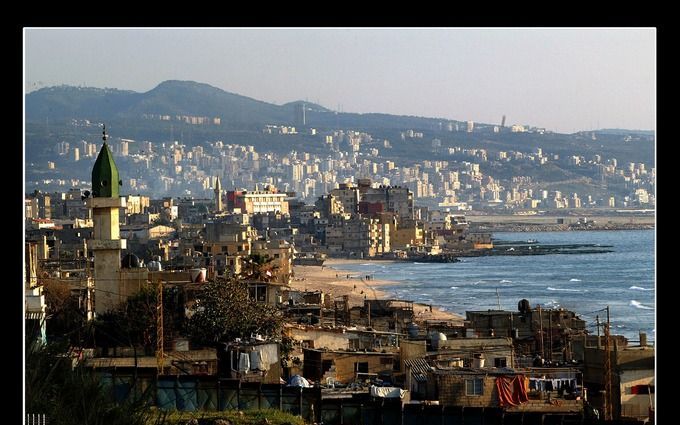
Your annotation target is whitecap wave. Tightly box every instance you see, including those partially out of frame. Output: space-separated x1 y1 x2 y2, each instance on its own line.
450 286 459 289
630 286 654 291
630 300 653 310
547 287 585 292
500 279 512 283
569 278 582 282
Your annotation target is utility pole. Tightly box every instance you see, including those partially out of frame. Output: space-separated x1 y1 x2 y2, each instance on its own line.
548 310 553 362
604 306 613 421
538 305 544 359
156 279 164 376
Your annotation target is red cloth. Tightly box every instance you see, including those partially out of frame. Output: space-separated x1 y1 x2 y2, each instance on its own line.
496 375 529 407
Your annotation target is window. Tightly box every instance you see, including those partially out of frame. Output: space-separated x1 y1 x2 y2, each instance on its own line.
248 285 267 302
466 378 483 396
355 362 369 373
629 385 654 395
494 357 508 368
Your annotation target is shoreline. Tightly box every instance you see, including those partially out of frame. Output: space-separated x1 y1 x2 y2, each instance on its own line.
478 224 654 233
291 259 464 324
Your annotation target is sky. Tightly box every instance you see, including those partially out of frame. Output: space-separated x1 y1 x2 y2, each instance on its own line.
24 28 656 134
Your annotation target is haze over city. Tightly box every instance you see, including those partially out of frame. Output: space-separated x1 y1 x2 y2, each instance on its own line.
24 27 655 134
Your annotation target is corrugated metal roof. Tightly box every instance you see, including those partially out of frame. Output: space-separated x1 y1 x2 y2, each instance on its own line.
404 358 432 382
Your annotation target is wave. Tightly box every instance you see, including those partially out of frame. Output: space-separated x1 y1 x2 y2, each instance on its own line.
569 278 582 282
500 279 512 283
412 262 425 265
547 287 586 292
629 286 654 291
450 286 459 289
630 300 653 310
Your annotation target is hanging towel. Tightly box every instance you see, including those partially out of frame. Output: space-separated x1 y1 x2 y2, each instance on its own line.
250 350 263 370
239 352 250 373
496 375 529 407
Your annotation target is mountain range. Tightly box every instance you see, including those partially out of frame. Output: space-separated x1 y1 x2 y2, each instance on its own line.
26 80 457 131
25 80 654 166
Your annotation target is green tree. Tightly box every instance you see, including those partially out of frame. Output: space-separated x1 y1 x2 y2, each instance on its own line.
240 253 277 281
94 285 180 356
43 281 91 346
186 278 283 346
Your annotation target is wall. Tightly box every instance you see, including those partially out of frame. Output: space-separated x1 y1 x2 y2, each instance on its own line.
619 369 654 419
288 328 352 351
400 340 427 372
303 349 396 384
436 374 499 408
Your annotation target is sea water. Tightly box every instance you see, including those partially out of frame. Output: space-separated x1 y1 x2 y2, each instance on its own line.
333 230 655 343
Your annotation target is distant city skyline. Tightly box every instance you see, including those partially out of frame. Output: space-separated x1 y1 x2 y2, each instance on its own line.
24 27 655 134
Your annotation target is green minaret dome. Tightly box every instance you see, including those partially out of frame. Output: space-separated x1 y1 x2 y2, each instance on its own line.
91 126 122 198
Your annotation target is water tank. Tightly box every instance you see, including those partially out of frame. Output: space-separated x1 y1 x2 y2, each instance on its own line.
430 332 447 350
518 299 531 314
449 358 464 367
407 322 420 338
472 354 486 368
122 253 141 268
147 260 162 272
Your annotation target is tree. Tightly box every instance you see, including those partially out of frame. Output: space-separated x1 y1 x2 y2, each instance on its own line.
43 281 90 346
186 278 283 346
240 253 276 281
94 285 181 355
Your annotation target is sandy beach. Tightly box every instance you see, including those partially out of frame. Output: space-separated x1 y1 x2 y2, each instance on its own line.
291 258 464 324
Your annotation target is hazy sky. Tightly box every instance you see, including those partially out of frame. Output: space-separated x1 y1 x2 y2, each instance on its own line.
24 28 655 133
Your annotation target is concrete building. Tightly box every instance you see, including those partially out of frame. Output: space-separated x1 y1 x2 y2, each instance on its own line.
583 336 654 422
330 183 360 215
325 215 390 258
360 181 414 221
227 185 289 215
303 348 398 384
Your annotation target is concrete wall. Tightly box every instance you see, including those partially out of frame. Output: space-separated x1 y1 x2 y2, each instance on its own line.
289 328 352 351
619 369 654 419
400 340 427 372
436 374 499 407
303 349 396 384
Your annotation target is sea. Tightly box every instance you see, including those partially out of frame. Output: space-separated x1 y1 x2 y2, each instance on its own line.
331 229 655 343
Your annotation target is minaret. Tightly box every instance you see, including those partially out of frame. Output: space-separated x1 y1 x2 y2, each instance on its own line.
86 125 127 314
214 176 223 212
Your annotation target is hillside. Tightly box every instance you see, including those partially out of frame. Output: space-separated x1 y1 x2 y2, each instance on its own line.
25 80 654 166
